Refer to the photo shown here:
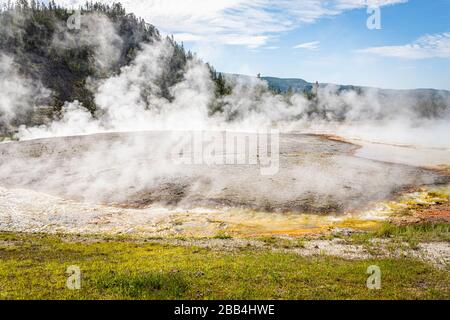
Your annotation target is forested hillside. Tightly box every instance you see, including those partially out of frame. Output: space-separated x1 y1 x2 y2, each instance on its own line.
0 1 198 113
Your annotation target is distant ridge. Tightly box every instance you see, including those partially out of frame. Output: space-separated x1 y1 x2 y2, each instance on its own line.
261 76 311 93
224 73 450 119
226 73 450 94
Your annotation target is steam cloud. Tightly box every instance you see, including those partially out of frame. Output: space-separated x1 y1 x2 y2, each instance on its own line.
11 29 450 149
0 9 447 149
52 12 124 72
0 54 50 135
0 12 449 214
0 9 445 149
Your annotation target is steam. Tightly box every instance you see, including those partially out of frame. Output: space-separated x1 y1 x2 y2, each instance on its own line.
0 54 50 135
7 9 448 150
0 11 449 214
17 39 218 139
52 12 123 72
15 43 450 149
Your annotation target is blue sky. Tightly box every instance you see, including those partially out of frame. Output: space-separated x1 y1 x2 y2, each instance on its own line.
54 1 450 89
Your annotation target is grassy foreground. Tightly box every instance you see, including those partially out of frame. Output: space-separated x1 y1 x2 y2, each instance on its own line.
0 232 448 300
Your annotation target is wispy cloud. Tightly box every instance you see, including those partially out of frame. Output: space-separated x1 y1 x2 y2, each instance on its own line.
359 32 450 59
53 0 408 48
294 41 320 50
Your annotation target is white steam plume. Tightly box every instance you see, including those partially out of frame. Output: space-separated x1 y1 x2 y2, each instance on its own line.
6 13 449 152
52 12 124 72
0 54 50 134
0 12 448 215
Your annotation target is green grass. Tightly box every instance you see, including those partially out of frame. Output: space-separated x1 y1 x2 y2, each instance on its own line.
0 232 448 300
257 236 307 249
213 232 233 240
350 222 450 248
94 271 188 299
375 222 450 241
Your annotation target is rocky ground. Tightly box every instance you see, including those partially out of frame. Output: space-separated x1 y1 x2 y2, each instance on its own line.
0 132 446 211
0 132 447 234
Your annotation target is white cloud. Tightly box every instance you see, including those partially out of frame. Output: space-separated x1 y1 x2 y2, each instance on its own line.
334 0 408 9
52 0 408 48
172 33 205 42
294 41 320 50
359 32 450 59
